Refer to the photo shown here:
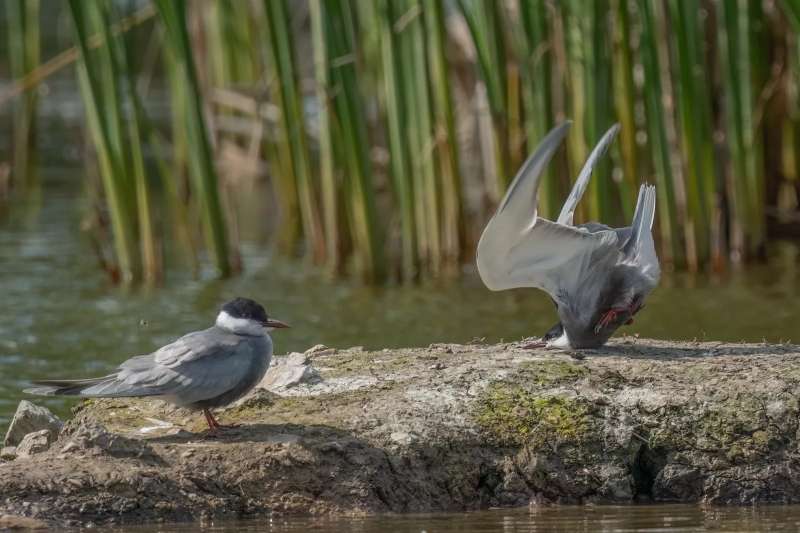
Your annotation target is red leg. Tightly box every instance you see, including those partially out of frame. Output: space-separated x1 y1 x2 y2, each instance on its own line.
203 408 220 430
594 309 622 333
597 300 646 332
202 408 239 432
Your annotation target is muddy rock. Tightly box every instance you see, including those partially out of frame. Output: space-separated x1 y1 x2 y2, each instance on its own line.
3 400 63 447
0 447 16 461
16 429 56 458
60 422 156 459
1 338 800 527
0 514 48 530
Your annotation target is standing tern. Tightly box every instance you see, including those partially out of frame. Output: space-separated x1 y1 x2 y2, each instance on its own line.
476 121 660 349
25 297 289 430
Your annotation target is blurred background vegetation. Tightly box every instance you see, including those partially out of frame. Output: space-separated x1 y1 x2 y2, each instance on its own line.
1 0 800 285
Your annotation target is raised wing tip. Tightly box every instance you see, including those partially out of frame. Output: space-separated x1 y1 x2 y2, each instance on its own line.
556 120 573 132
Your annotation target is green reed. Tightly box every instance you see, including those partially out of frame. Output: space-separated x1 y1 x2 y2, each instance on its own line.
7 0 800 282
6 0 40 191
69 0 138 283
262 0 325 264
310 0 385 282
155 0 232 278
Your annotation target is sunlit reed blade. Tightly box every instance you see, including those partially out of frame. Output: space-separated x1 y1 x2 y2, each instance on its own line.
611 0 637 221
6 0 40 191
155 0 232 277
69 0 137 283
425 0 463 269
310 0 385 282
456 0 510 202
310 0 343 276
378 0 417 280
668 0 717 267
514 0 557 219
262 0 326 263
636 0 681 267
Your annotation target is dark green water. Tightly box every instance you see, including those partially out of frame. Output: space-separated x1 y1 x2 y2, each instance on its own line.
114 505 800 532
1 164 800 425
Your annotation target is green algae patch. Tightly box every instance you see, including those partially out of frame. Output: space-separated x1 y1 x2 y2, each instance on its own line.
69 398 160 434
518 359 589 387
645 394 799 463
475 384 592 447
693 396 787 462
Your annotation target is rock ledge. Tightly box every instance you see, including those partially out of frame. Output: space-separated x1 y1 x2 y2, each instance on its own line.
1 338 799 527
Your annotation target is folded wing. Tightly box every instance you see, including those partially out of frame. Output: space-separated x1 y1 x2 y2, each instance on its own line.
26 329 262 405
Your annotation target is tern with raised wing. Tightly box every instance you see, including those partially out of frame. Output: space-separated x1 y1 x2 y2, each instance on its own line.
476 122 660 349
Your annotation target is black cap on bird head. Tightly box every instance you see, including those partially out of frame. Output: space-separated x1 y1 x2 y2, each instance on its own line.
221 297 290 329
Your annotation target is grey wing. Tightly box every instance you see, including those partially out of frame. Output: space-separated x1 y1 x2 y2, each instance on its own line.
494 121 572 217
84 329 261 404
476 121 620 302
556 124 620 226
501 219 619 300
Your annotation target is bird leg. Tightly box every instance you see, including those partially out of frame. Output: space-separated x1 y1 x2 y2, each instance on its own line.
594 308 625 333
595 309 619 332
202 408 240 433
203 408 221 430
597 301 645 331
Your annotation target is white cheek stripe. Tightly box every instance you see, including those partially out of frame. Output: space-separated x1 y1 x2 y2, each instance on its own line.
547 329 571 348
215 311 265 336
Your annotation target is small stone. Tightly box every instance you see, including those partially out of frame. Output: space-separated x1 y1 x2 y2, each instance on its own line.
0 514 48 530
66 477 85 488
60 441 80 454
767 400 787 418
166 428 193 437
429 362 445 370
3 400 63 447
390 431 414 445
258 353 320 391
16 429 56 457
286 352 310 366
305 344 335 356
427 343 454 354
319 441 345 453
0 446 17 461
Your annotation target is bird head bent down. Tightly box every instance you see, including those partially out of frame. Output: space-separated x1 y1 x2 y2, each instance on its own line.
555 264 652 349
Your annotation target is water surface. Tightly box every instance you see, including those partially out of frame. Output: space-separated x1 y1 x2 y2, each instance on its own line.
115 505 800 532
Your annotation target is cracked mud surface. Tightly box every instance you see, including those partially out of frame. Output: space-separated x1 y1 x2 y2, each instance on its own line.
2 337 800 527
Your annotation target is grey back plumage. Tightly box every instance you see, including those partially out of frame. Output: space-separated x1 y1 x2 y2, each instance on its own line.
25 326 273 410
